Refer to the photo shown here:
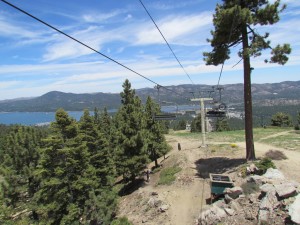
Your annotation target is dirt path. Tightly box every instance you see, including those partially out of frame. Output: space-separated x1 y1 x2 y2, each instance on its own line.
118 132 300 225
258 130 293 141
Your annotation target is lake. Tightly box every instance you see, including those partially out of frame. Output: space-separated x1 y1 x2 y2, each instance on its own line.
0 105 198 125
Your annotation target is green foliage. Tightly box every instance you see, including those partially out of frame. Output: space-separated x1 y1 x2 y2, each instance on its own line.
144 97 170 167
255 158 276 175
215 118 230 132
271 112 292 127
203 0 291 66
114 80 149 182
158 166 182 185
173 119 187 131
191 114 201 132
111 217 133 225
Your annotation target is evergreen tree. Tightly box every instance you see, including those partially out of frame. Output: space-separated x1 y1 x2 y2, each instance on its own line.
144 97 169 167
33 109 98 224
191 114 202 133
271 112 292 127
215 118 230 132
203 0 291 160
114 80 149 182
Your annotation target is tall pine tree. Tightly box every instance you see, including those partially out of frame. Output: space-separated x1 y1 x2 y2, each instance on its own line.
114 80 149 182
203 0 291 160
144 96 169 167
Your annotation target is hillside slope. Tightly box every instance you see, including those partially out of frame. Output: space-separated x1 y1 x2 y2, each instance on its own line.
0 81 299 112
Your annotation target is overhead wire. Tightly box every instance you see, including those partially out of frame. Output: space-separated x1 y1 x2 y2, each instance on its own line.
138 0 195 85
0 0 191 101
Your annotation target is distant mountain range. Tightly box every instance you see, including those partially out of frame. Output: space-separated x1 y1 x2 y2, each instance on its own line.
0 81 299 112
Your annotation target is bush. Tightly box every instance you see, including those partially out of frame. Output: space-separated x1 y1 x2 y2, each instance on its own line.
111 217 132 225
255 158 276 175
158 166 182 185
265 150 288 160
241 182 260 195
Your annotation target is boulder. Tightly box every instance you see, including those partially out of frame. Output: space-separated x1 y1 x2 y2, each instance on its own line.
260 183 275 194
259 209 270 224
224 186 243 199
274 183 297 198
260 190 279 210
263 168 285 181
247 163 259 174
224 208 235 216
147 197 161 207
289 194 300 224
199 205 226 224
159 204 169 212
247 175 267 185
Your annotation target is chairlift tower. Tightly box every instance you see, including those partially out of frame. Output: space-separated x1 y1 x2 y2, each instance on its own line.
191 98 213 147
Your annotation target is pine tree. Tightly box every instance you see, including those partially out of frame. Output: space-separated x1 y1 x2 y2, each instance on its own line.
203 0 291 160
114 80 149 182
33 109 98 224
144 96 169 167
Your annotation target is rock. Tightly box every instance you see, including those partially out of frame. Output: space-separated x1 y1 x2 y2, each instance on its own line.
147 197 161 207
224 208 235 216
247 175 267 185
159 204 169 212
224 186 243 199
263 168 285 180
260 183 275 194
199 205 226 224
248 193 258 204
260 190 279 211
229 201 241 212
224 194 233 204
289 194 300 224
214 199 226 209
247 163 259 174
274 183 297 198
259 209 270 224
151 191 158 196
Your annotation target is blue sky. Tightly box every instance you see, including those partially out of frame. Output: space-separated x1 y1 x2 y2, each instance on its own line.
0 0 299 100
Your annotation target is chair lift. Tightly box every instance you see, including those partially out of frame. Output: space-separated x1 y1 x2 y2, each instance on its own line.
153 85 177 121
206 86 227 118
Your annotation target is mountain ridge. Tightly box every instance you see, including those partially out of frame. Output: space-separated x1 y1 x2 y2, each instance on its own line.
0 80 299 112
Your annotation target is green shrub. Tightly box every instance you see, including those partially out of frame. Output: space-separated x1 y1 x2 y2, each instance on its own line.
158 166 182 185
255 158 276 175
111 217 132 225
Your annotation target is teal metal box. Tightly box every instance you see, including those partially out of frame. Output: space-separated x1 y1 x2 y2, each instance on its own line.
209 173 234 196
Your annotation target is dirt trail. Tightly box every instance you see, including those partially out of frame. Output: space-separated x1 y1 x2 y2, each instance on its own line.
118 131 300 225
258 130 293 140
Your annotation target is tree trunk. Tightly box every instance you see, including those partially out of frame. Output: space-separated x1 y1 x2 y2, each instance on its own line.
241 23 256 161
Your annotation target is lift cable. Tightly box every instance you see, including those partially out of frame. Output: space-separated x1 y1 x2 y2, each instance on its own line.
139 0 195 85
0 0 191 101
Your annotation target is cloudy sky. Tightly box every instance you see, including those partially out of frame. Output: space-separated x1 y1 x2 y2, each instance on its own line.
0 0 299 100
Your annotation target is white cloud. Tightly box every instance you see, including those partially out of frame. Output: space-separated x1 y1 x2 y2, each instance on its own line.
82 10 124 23
135 12 212 46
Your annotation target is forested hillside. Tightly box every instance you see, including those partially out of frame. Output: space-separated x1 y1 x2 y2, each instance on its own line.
0 80 169 224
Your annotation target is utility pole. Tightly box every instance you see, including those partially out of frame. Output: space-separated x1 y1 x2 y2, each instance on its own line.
191 98 213 147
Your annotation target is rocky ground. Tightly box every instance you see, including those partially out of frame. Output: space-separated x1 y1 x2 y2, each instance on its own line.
116 131 300 225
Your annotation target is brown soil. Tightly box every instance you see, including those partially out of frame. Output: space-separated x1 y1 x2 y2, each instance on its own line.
117 132 300 225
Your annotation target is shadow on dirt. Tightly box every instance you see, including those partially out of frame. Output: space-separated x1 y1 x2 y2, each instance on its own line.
118 178 146 196
195 157 246 179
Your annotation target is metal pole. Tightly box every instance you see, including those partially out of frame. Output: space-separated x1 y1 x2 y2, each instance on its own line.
191 98 213 148
200 99 206 146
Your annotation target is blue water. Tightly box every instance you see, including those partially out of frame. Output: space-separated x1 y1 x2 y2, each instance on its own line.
0 105 197 126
